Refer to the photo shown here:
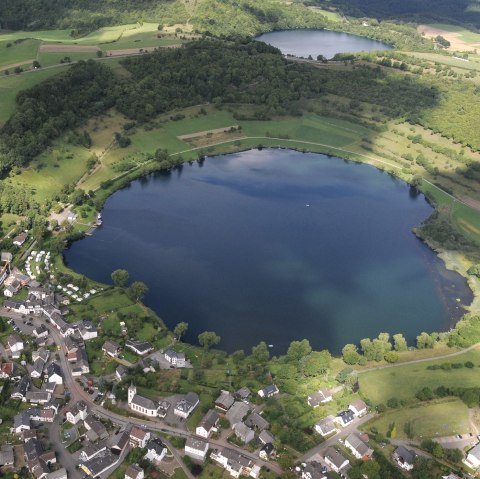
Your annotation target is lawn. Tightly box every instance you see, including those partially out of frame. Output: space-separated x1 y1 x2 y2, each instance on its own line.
7 141 93 203
362 398 470 439
0 38 40 68
359 349 480 404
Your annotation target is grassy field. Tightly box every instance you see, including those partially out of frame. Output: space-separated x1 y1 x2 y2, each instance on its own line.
0 38 40 68
37 51 98 66
359 348 480 404
427 24 480 44
363 398 471 438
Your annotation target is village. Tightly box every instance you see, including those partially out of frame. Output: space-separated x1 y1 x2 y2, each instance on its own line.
0 242 474 479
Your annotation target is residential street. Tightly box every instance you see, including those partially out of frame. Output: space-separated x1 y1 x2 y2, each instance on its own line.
0 308 283 478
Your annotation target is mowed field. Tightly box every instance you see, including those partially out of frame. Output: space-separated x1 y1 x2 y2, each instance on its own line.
0 23 187 72
418 23 480 51
363 398 471 438
359 348 480 404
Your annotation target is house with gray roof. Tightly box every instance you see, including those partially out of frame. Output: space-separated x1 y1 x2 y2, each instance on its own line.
196 409 219 438
233 422 255 444
393 445 416 471
11 376 30 400
226 401 250 426
307 388 333 408
84 415 108 440
164 349 186 368
80 452 119 477
126 339 153 356
259 430 275 445
215 390 235 412
324 447 349 474
145 438 167 462
245 412 269 432
258 384 278 398
111 431 130 455
125 464 144 479
344 433 373 459
13 412 31 433
185 437 209 461
0 444 14 467
235 387 251 402
174 392 199 419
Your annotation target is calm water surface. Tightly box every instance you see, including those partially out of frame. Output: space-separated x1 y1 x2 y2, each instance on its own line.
256 29 391 59
65 150 472 353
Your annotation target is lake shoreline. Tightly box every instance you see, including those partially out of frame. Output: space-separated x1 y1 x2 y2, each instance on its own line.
65 145 475 352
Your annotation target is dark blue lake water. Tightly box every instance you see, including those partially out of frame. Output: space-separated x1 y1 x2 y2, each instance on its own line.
65 149 472 353
256 29 391 59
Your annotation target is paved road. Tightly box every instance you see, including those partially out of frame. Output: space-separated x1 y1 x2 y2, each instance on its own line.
1 309 280 477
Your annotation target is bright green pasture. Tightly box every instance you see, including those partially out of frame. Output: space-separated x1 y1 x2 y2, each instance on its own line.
359 349 480 404
0 66 69 125
422 180 480 245
363 398 470 438
0 23 160 45
7 142 92 202
0 38 40 68
408 51 480 71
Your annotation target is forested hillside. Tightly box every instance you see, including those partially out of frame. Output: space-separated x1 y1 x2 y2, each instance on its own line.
327 0 480 29
0 0 329 35
0 39 445 174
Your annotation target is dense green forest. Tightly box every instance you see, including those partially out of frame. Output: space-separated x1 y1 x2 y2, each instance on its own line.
0 61 116 173
326 0 480 29
0 0 329 34
0 39 444 173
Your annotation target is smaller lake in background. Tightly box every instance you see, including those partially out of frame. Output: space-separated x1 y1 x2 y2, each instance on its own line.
256 29 392 59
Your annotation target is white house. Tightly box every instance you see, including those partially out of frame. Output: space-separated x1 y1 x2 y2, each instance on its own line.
185 437 209 461
125 339 153 356
348 399 367 417
7 334 24 358
344 433 373 460
164 349 186 368
66 400 88 424
465 443 480 469
233 422 255 444
210 448 260 479
315 416 338 437
77 320 98 340
102 340 122 358
145 438 167 462
258 384 279 398
307 388 333 408
324 447 349 474
46 363 63 385
130 426 151 449
393 446 416 471
174 392 199 419
196 410 219 438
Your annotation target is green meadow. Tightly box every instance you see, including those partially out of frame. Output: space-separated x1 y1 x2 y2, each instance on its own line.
359 348 480 404
363 398 471 438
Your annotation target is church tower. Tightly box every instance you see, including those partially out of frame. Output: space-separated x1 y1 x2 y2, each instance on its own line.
128 383 136 404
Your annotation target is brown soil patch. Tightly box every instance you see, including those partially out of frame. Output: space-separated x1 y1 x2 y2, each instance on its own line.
178 126 245 147
106 44 181 56
40 44 100 53
417 25 480 51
